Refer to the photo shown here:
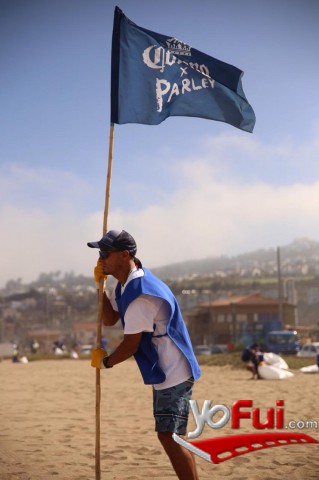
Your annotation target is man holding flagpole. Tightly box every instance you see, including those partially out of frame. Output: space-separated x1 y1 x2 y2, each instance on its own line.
90 229 201 479
90 8 255 478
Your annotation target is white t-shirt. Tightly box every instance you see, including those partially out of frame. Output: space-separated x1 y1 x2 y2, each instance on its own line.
109 268 191 390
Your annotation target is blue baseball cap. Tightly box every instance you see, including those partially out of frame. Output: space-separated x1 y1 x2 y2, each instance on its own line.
87 229 137 256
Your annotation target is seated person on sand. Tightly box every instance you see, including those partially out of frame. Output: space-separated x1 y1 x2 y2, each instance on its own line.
241 344 263 379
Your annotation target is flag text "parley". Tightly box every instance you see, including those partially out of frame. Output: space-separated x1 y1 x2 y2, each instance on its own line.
142 45 214 113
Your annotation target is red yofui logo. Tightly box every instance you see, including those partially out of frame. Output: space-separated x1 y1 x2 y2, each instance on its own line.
173 399 318 464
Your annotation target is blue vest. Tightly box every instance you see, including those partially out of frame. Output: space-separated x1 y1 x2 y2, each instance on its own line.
115 268 201 385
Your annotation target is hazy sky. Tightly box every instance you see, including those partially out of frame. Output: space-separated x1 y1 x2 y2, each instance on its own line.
1 0 319 287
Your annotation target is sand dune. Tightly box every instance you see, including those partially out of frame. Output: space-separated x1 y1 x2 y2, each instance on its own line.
0 359 318 479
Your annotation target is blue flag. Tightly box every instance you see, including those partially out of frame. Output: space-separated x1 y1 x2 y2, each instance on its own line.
111 7 256 133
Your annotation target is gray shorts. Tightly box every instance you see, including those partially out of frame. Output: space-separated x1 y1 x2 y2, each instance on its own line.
153 377 194 435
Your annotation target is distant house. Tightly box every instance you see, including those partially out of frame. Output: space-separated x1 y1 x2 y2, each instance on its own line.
72 322 97 345
25 329 64 352
71 321 123 350
186 293 296 347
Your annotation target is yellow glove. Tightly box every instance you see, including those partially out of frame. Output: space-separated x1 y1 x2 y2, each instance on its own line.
94 261 107 288
91 347 108 368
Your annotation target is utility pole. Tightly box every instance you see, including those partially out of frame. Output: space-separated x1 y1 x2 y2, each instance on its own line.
277 246 284 325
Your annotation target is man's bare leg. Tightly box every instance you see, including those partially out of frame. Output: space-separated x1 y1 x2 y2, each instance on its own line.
157 432 199 480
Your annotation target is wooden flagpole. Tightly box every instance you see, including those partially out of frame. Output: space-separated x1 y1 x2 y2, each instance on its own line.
95 123 115 480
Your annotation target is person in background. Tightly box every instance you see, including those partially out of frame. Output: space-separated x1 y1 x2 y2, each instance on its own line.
30 339 39 354
241 343 262 379
101 337 107 351
12 343 20 363
89 229 201 480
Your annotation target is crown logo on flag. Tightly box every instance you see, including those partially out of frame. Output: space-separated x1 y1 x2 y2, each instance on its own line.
166 37 191 56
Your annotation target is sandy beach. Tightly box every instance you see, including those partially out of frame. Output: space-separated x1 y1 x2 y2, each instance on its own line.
0 359 318 480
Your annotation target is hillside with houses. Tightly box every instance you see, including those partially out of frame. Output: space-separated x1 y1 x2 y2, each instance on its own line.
1 238 319 354
152 238 319 280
